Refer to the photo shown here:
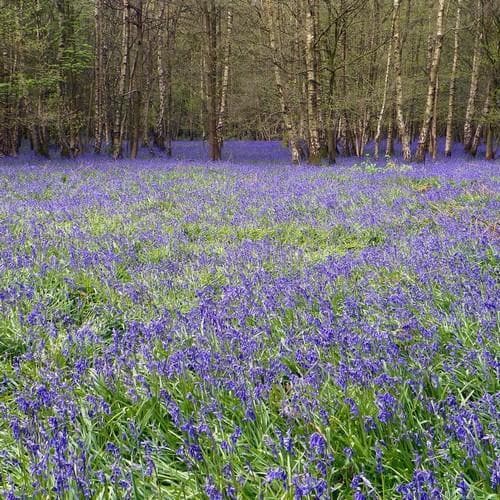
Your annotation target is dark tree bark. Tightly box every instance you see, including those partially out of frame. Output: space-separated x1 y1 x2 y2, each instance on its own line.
304 0 321 164
130 0 143 160
202 0 221 161
94 0 104 153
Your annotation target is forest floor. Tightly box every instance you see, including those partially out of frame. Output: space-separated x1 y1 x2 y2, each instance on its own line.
0 143 498 498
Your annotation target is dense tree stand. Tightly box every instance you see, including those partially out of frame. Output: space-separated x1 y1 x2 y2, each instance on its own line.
0 0 496 162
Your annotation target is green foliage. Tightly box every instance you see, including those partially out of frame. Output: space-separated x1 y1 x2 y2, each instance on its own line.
60 44 93 74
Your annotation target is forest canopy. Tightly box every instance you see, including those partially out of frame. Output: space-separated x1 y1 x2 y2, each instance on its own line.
0 0 498 163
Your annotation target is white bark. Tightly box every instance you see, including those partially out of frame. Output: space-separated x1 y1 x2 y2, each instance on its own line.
113 0 130 159
393 0 411 161
304 0 320 163
263 0 300 163
217 8 233 149
415 0 445 162
374 5 396 159
94 0 104 153
445 0 461 156
464 24 482 152
470 81 491 157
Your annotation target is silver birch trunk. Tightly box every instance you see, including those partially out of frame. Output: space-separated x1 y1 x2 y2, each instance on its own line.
430 75 439 159
485 124 494 160
463 25 482 152
156 4 167 150
263 0 300 163
217 8 233 150
304 0 320 163
130 0 143 160
113 0 130 159
470 81 491 157
374 5 396 159
445 0 461 157
414 0 445 162
393 0 411 161
94 0 104 153
386 107 394 157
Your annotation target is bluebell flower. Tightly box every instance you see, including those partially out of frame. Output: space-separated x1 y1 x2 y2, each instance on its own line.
204 476 223 500
188 443 203 462
309 432 327 456
491 458 500 489
344 397 359 417
265 467 287 485
376 392 397 423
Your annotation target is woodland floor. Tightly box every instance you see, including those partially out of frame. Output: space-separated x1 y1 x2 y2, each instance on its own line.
0 143 498 498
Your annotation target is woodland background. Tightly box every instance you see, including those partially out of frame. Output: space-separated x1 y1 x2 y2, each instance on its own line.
0 0 498 163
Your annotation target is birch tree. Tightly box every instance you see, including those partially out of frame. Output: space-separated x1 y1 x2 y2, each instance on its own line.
113 0 130 159
444 0 461 157
374 3 395 159
469 81 492 157
129 0 143 159
304 0 321 163
94 0 104 153
393 0 411 161
0 0 498 162
414 0 445 162
463 23 482 152
262 0 301 163
217 8 233 151
156 1 180 156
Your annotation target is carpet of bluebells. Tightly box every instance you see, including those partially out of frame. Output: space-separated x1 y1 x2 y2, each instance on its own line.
0 141 498 499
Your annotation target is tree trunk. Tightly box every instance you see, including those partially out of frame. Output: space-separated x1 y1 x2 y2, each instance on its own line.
313 0 324 151
142 38 152 152
327 127 337 164
304 0 321 164
340 1 354 157
445 0 461 157
130 0 143 160
31 95 50 158
200 51 207 141
165 18 175 157
263 0 300 163
113 0 130 160
414 0 445 162
217 8 233 151
1 8 22 157
166 73 173 155
56 0 69 157
470 81 491 157
94 0 104 153
485 123 494 160
374 4 396 159
156 4 167 150
203 0 221 161
463 25 482 152
156 2 177 156
386 105 394 157
393 0 411 161
429 75 439 160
